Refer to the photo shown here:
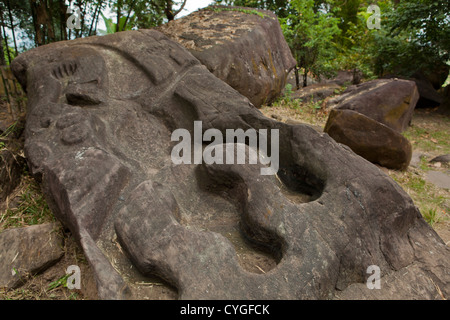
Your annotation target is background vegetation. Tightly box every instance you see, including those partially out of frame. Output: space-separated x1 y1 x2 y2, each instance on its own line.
217 0 450 87
0 1 448 85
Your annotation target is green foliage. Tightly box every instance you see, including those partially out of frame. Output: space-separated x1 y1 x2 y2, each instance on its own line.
371 0 450 77
0 175 55 230
98 11 134 35
280 0 340 82
48 273 71 291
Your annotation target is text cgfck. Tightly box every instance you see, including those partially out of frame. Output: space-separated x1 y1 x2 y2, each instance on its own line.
171 121 279 175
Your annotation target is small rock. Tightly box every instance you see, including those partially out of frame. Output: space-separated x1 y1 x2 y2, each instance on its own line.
0 222 64 289
271 114 284 121
409 151 424 168
430 154 450 163
425 171 450 189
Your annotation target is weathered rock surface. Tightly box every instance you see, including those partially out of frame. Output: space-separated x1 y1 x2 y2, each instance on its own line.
326 79 419 133
323 70 362 86
157 6 296 107
324 109 412 170
291 83 341 103
11 29 450 300
0 222 64 289
383 73 443 109
413 76 443 108
430 154 450 164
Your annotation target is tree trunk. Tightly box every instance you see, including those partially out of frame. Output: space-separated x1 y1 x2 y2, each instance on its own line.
0 9 9 65
60 0 68 41
30 0 51 46
172 0 187 19
122 0 137 31
165 0 175 21
116 0 123 32
75 0 86 38
89 0 103 36
294 66 300 90
5 0 18 56
0 24 6 66
45 0 56 43
303 68 307 87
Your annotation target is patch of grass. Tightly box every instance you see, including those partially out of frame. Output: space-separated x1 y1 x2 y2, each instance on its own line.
388 168 448 227
48 274 70 291
268 86 330 127
403 119 450 154
423 208 441 227
0 174 55 231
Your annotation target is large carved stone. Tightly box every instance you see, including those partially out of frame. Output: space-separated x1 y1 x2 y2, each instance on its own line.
11 29 449 300
157 6 296 107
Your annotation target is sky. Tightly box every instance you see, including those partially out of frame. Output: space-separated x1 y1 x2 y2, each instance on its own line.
180 0 216 17
96 0 215 31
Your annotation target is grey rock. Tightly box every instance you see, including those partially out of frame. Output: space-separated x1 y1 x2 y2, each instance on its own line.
430 154 450 164
425 171 450 189
326 79 419 133
409 151 424 168
0 223 64 289
324 109 412 170
10 29 450 300
157 6 296 107
291 83 341 103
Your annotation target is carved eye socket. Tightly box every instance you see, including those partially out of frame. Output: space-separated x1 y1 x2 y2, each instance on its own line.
65 80 103 106
66 91 102 106
51 61 78 80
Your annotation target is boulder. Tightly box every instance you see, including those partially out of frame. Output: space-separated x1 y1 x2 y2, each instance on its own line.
413 76 443 108
157 6 296 107
0 222 64 289
326 79 419 133
11 29 449 300
383 73 443 109
323 70 362 86
324 109 412 170
291 83 341 103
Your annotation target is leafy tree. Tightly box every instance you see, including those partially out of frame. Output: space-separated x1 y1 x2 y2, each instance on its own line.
281 0 340 87
215 0 291 18
370 0 449 81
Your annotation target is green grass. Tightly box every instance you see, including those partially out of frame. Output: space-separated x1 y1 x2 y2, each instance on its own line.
0 175 55 231
422 208 442 227
403 122 450 154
